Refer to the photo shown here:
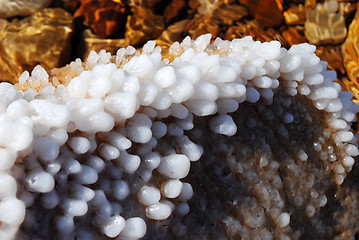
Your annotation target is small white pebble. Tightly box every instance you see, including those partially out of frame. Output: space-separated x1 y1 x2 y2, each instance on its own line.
102 215 126 238
119 217 147 239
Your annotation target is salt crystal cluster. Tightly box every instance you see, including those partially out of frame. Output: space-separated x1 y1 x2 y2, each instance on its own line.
0 34 358 239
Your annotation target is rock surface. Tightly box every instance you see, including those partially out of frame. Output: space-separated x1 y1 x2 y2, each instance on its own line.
0 8 73 84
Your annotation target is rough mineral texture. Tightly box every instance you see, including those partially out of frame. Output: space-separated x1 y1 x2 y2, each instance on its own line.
0 8 73 84
0 0 52 18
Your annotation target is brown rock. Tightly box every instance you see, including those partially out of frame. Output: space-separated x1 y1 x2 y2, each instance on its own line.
163 0 188 25
125 6 165 45
342 3 359 84
74 0 129 39
305 4 347 45
283 4 306 25
241 0 284 27
281 26 308 46
0 0 52 18
81 29 129 60
0 8 73 84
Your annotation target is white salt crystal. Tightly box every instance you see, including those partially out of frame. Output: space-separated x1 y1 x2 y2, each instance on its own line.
0 173 17 199
158 154 190 179
153 66 176 88
25 171 55 193
334 131 354 143
177 65 201 84
123 55 153 79
170 104 189 119
246 87 260 103
0 197 25 225
138 82 158 106
119 217 147 239
210 114 237 136
309 87 338 100
165 79 194 103
253 76 272 88
88 76 112 98
279 54 301 73
62 199 88 217
176 135 203 161
175 202 190 217
278 212 290 228
113 180 130 201
342 156 355 168
185 99 217 116
138 186 161 206
104 92 137 120
56 216 75 233
116 151 141 174
151 92 172 110
145 202 172 220
68 136 91 155
162 179 183 198
0 149 16 170
102 215 126 238
345 144 359 156
98 143 120 160
192 81 219 101
41 190 60 209
33 137 59 162
76 165 98 185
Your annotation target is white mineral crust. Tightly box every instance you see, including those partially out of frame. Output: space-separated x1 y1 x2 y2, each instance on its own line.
0 33 358 239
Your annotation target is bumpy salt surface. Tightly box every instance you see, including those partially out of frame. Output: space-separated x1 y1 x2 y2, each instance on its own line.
0 34 358 239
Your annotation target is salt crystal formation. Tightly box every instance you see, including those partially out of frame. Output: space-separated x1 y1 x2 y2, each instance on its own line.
0 34 358 239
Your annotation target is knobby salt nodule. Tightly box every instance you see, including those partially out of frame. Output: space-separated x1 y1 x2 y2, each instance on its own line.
0 34 358 239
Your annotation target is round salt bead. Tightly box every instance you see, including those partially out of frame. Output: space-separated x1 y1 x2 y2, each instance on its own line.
108 132 132 151
98 143 120 160
116 152 141 174
246 87 260 103
0 148 16 170
175 202 190 217
102 215 126 238
68 136 91 155
342 156 355 168
153 66 176 88
119 217 147 239
41 190 60 209
76 165 98 185
0 197 25 225
345 144 359 157
145 202 172 220
177 183 193 201
209 114 237 136
138 186 161 206
158 154 191 179
162 179 183 198
33 137 60 163
138 82 158 106
25 171 55 193
86 156 106 173
113 180 130 201
185 99 217 116
176 135 203 161
56 216 74 234
104 92 137 120
192 81 219 101
151 121 167 139
71 185 95 202
143 152 161 170
0 173 17 199
278 212 290 228
62 199 88 217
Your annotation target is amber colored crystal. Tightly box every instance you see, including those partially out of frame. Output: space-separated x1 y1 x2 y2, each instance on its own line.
342 3 359 89
74 0 129 38
241 0 284 27
305 5 347 45
283 4 306 25
0 8 73 83
281 27 308 46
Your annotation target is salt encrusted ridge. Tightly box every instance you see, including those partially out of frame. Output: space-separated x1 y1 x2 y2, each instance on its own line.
0 34 358 239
